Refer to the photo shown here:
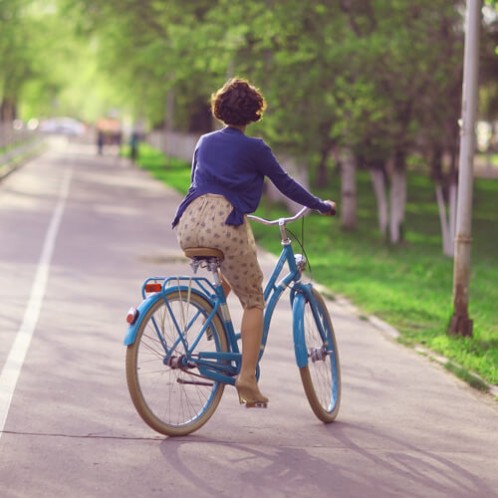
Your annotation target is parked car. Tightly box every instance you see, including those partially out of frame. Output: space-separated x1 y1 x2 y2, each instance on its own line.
39 117 86 136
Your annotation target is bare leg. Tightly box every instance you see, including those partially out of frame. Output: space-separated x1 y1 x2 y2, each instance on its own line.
236 307 269 406
219 271 231 298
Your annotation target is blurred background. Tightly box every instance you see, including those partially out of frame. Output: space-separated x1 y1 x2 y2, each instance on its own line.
1 0 498 387
2 2 498 170
2 1 498 239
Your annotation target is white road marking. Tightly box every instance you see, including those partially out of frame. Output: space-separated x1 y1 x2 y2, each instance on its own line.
0 168 72 439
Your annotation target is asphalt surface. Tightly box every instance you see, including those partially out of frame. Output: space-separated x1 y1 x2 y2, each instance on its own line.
1 139 497 498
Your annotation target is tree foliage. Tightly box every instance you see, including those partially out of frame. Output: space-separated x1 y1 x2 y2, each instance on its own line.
8 1 498 160
5 1 498 185
73 1 468 170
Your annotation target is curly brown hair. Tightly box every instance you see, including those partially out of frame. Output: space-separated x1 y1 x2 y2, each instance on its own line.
211 78 267 126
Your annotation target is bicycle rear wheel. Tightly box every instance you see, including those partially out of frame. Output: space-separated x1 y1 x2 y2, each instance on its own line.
126 289 228 436
298 288 341 422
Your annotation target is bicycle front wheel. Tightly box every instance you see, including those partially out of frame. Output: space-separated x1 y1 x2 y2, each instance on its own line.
298 288 341 423
126 289 228 436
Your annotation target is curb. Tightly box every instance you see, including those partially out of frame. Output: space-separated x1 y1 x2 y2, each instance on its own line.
414 345 498 398
364 306 498 399
312 279 498 399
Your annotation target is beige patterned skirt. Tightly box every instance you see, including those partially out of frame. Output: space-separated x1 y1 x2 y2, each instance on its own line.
175 194 264 309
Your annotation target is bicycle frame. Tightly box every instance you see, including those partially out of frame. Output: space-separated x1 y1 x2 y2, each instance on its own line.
124 207 319 386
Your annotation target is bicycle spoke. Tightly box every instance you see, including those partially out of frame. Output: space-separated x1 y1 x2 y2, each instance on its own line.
298 288 341 423
126 290 227 436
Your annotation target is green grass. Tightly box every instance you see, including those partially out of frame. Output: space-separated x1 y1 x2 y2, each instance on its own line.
135 143 498 389
477 152 498 168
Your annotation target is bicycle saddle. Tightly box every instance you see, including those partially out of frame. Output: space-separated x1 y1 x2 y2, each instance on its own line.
183 247 225 262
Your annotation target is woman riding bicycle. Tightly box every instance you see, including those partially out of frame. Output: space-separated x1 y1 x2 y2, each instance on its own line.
172 77 335 408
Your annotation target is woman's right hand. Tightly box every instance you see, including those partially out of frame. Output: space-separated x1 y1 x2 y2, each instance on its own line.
323 200 337 216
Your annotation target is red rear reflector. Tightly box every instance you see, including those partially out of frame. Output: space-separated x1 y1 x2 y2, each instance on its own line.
126 307 139 324
145 283 162 293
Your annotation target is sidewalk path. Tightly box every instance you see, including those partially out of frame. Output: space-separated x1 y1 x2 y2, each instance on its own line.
0 141 497 498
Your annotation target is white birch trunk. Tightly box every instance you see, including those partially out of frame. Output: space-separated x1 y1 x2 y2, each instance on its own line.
340 150 357 230
389 168 406 244
436 184 452 256
370 168 388 237
435 178 458 258
449 181 457 253
265 156 308 213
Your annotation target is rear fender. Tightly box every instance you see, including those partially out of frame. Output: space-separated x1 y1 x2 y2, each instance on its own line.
123 286 217 346
123 293 163 346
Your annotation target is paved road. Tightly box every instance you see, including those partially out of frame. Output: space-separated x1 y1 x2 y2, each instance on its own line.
1 140 497 498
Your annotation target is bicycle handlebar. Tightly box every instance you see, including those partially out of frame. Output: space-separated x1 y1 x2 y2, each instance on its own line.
248 200 337 225
247 206 312 226
247 207 311 225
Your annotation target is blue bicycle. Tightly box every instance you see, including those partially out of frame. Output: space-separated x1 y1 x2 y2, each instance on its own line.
124 206 341 436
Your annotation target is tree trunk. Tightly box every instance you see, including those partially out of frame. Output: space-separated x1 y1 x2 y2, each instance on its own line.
448 142 459 256
430 145 459 257
449 179 457 251
340 149 357 230
0 98 16 123
162 88 176 154
265 155 309 213
370 167 388 237
389 166 406 244
165 89 175 131
315 148 328 188
0 99 15 148
436 183 453 256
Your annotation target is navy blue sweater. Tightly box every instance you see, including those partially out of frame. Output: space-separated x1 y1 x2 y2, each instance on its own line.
172 127 331 227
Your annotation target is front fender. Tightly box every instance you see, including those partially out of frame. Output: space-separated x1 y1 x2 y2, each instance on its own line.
292 284 314 368
123 294 163 346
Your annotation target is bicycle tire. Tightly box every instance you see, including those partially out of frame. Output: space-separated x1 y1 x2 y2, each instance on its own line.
126 289 228 436
298 287 341 423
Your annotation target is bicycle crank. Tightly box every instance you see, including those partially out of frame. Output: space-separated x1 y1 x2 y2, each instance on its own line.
177 378 214 387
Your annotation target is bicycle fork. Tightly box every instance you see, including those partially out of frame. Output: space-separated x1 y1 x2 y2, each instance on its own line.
291 284 331 368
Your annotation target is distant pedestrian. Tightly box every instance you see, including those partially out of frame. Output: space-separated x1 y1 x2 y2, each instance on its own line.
97 130 105 155
129 132 140 162
115 130 123 156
